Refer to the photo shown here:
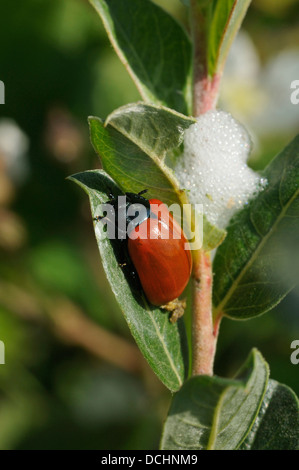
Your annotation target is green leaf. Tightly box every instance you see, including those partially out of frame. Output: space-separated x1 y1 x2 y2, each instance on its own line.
213 135 299 320
106 103 196 161
89 0 192 114
69 170 188 392
89 116 182 207
192 0 252 77
241 380 299 450
208 0 252 76
160 349 269 450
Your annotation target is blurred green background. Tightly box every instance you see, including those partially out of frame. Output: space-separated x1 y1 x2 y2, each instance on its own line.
0 0 298 450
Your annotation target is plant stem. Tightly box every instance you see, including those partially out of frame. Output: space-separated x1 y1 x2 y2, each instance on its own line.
189 1 222 376
192 251 220 376
193 74 221 116
189 0 221 116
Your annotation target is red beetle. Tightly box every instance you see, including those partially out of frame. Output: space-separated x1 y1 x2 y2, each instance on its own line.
127 198 192 306
95 191 192 320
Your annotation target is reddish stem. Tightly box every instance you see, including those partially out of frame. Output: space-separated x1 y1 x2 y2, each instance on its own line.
192 251 220 376
189 1 222 376
190 0 221 116
193 73 221 116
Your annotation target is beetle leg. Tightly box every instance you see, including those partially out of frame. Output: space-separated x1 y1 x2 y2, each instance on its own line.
160 298 187 324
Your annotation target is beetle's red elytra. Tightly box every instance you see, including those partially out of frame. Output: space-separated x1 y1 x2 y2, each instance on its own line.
127 198 192 306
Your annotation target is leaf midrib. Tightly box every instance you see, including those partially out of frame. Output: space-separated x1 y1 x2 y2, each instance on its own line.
206 384 235 450
142 296 183 387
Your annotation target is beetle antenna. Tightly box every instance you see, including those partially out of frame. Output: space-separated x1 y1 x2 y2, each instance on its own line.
138 189 148 196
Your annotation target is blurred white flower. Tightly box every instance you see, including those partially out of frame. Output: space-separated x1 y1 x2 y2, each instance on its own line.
255 49 299 134
0 119 30 183
225 31 261 83
44 107 85 163
221 32 299 137
221 31 267 128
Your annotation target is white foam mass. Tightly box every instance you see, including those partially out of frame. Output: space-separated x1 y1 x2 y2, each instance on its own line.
174 110 266 229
